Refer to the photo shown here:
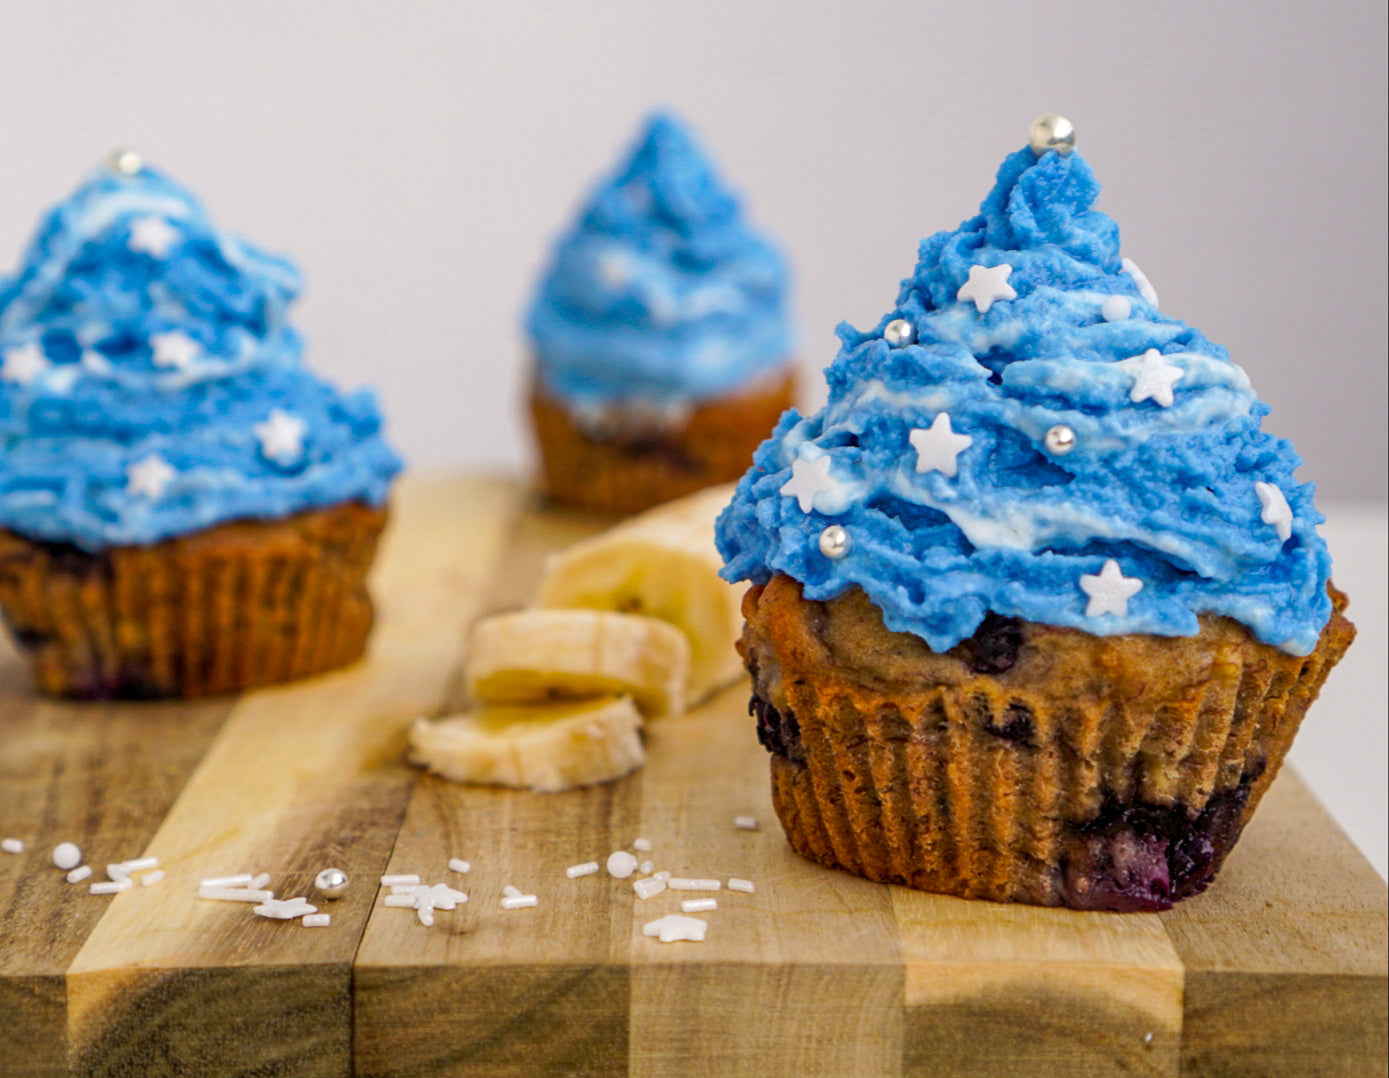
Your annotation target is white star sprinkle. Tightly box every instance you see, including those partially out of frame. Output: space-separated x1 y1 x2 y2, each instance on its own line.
1079 559 1143 619
150 331 201 371
423 882 468 910
1121 257 1159 308
1118 348 1183 408
1 342 50 385
956 263 1017 314
1255 481 1293 542
126 454 177 500
127 215 181 258
780 454 840 513
909 413 973 477
253 408 308 465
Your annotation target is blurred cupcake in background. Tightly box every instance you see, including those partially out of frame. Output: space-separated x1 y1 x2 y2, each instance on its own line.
526 111 795 514
0 151 402 698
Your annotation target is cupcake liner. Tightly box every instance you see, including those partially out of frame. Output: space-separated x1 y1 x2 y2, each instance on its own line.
744 573 1355 911
529 367 795 514
0 502 387 699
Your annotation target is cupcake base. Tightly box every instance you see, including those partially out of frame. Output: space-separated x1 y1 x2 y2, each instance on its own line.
739 573 1355 911
529 367 795 514
0 502 388 699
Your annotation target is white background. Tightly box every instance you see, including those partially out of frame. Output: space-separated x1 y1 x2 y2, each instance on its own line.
0 2 1383 874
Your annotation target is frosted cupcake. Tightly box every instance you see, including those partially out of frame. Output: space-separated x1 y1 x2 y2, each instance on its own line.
526 112 795 514
0 152 401 698
716 117 1355 911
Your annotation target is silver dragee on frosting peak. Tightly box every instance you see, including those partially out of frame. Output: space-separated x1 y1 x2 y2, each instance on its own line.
525 111 793 411
0 157 401 550
716 125 1332 656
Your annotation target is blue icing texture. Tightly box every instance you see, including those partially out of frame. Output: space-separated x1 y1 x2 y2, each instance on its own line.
526 112 792 408
0 161 401 551
718 146 1331 656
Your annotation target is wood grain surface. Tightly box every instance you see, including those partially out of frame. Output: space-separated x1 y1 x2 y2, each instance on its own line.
0 474 1384 1077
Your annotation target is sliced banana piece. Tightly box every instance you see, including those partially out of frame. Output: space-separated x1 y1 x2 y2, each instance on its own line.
409 696 644 793
466 608 688 719
533 483 745 704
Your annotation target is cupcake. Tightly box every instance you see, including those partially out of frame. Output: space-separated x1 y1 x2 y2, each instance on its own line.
525 112 795 514
0 152 401 699
715 117 1355 911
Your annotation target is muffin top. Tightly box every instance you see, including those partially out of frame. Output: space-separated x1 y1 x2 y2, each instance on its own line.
525 112 792 414
717 122 1331 656
0 155 401 551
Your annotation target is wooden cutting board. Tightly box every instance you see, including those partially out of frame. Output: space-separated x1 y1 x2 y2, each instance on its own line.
0 474 1383 1078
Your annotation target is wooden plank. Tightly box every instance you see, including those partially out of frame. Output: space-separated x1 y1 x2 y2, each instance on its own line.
353 487 635 1078
1162 770 1389 1078
61 475 522 1078
0 637 233 1078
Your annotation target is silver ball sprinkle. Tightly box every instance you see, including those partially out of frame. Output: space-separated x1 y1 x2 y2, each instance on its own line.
1028 115 1076 157
107 148 144 176
313 867 349 900
1044 424 1077 455
883 318 916 348
818 524 851 560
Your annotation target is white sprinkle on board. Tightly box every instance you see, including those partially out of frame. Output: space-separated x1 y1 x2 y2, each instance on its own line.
90 879 132 895
302 914 331 928
566 861 599 879
667 877 721 892
2 838 23 855
681 898 717 914
448 858 471 874
633 878 667 900
200 874 254 888
66 865 93 884
606 851 638 879
380 874 420 886
734 815 759 831
52 842 82 870
501 894 537 910
642 913 707 943
632 837 653 852
728 878 756 894
141 870 165 887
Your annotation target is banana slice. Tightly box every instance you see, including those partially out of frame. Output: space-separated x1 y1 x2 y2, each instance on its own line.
466 609 688 719
408 696 644 793
533 483 745 704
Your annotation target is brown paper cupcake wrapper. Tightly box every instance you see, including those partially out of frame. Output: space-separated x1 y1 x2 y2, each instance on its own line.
0 501 388 699
742 573 1355 911
529 366 796 514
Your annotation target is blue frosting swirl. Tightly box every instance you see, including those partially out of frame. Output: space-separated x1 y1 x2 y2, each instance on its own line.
0 161 401 551
717 145 1331 656
525 112 792 409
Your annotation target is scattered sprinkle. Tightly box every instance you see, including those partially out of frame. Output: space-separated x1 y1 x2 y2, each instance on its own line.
633 878 667 900
653 870 671 881
302 914 331 928
253 897 316 920
198 886 275 902
681 898 718 914
632 837 653 852
66 865 93 884
383 895 417 908
123 856 159 873
639 860 654 875
141 870 165 887
566 861 599 879
248 873 271 890
501 894 537 910
424 883 467 910
106 864 129 882
416 904 435 927
667 877 720 891
734 816 759 831
502 884 522 899
390 884 428 895
642 913 707 943
380 874 420 886
90 879 132 895
606 850 638 879
200 874 253 888
448 858 472 874
1 838 23 855
728 878 756 894
52 843 82 870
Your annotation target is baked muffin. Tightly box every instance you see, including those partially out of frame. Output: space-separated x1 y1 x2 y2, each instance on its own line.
525 112 795 514
0 152 402 698
715 117 1355 911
